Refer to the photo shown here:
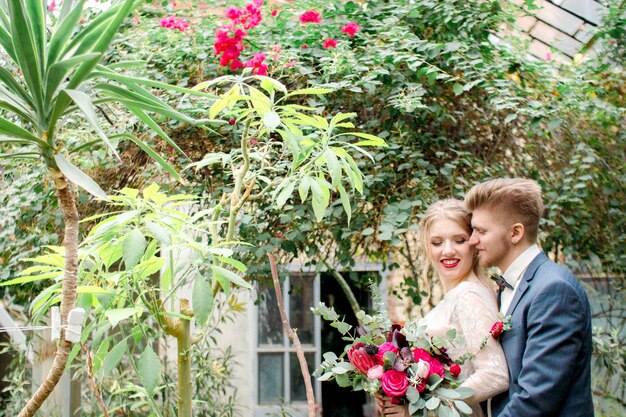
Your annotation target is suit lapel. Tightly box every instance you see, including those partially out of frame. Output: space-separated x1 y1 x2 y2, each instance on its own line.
505 252 549 316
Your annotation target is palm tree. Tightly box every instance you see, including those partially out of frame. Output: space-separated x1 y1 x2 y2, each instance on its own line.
0 1 210 415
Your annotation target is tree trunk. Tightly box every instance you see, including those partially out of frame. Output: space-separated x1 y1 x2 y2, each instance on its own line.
19 170 79 417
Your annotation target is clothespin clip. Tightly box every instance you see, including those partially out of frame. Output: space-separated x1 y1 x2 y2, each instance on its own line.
65 308 85 344
51 306 61 341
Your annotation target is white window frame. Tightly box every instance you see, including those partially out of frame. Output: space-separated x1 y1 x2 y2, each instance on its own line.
252 263 386 417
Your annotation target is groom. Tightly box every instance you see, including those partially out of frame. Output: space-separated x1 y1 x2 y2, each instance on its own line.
464 178 594 417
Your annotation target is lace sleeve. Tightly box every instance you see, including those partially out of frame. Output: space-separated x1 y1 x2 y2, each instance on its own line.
451 288 509 404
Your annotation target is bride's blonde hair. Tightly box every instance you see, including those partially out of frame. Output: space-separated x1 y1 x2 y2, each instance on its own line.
418 199 487 287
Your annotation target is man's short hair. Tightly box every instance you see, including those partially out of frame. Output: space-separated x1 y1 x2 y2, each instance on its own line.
464 178 544 241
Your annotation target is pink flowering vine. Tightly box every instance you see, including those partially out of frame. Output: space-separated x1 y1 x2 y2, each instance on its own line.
214 25 247 70
214 0 265 72
322 38 338 49
299 10 322 24
341 21 360 37
159 16 190 32
245 53 268 75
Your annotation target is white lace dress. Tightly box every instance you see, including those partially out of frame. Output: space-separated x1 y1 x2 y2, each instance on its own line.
422 278 509 417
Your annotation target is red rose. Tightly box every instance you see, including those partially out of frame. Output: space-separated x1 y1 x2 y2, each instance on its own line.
381 370 408 397
490 321 504 338
428 358 445 378
412 348 433 363
449 363 461 377
341 22 360 37
347 343 378 374
299 10 322 24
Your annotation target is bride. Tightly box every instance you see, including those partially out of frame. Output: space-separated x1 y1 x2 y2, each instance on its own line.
377 199 508 417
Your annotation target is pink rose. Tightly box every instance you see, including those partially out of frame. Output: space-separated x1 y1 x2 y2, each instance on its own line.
322 38 338 49
378 342 399 355
341 22 360 37
412 348 433 363
428 358 445 378
381 370 408 397
347 343 378 374
367 364 384 380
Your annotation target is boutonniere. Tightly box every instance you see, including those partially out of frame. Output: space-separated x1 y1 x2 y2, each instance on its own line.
490 314 512 339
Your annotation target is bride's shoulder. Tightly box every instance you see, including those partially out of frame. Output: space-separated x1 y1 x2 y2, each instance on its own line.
449 280 496 306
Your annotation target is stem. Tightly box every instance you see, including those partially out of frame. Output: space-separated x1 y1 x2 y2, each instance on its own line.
268 254 316 417
177 299 193 417
82 344 110 417
19 166 79 417
322 261 362 325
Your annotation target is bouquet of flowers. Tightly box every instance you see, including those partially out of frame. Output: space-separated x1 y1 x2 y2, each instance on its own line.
312 302 507 417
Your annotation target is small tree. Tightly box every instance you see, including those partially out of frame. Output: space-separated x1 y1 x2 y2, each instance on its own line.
0 1 213 415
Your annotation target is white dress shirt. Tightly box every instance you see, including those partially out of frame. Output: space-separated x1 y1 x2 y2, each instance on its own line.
499 244 542 314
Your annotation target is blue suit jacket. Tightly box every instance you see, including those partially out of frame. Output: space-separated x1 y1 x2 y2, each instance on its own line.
491 252 594 417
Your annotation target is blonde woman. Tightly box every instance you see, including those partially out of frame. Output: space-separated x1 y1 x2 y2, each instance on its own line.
378 199 508 417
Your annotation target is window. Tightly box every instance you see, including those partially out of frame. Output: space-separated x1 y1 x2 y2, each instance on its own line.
256 273 320 408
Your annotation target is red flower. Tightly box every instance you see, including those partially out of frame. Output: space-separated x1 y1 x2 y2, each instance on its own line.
48 1 56 12
285 60 297 69
271 9 279 17
381 370 408 397
322 38 338 49
214 25 247 69
490 321 504 338
428 358 445 378
341 21 360 37
244 53 268 75
449 363 461 377
412 348 433 364
299 10 322 24
301 43 308 49
347 343 378 374
228 118 236 125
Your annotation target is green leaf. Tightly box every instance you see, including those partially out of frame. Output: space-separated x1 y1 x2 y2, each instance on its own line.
105 307 142 327
405 385 420 403
192 275 214 326
123 228 147 269
64 89 120 160
0 115 43 145
330 321 352 335
47 0 87 66
0 271 60 286
337 183 352 224
452 83 464 96
7 0 44 113
454 400 473 415
45 53 102 102
135 257 165 280
275 180 296 208
209 84 239 119
211 265 252 290
101 337 128 376
338 132 388 147
114 133 181 183
54 154 108 199
139 345 161 395
425 397 440 410
287 88 333 96
438 405 454 417
144 220 171 246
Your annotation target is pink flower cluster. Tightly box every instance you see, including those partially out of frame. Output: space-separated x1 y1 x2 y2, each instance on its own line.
159 16 190 32
214 0 264 71
244 53 268 76
225 0 263 30
299 10 322 24
341 21 360 37
214 26 247 70
347 341 453 398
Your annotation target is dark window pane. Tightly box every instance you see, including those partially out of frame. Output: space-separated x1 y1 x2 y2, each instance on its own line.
258 353 283 404
290 352 315 402
258 287 283 345
289 274 315 345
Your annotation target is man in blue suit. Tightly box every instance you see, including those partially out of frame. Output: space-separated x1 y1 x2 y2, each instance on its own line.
465 178 594 417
